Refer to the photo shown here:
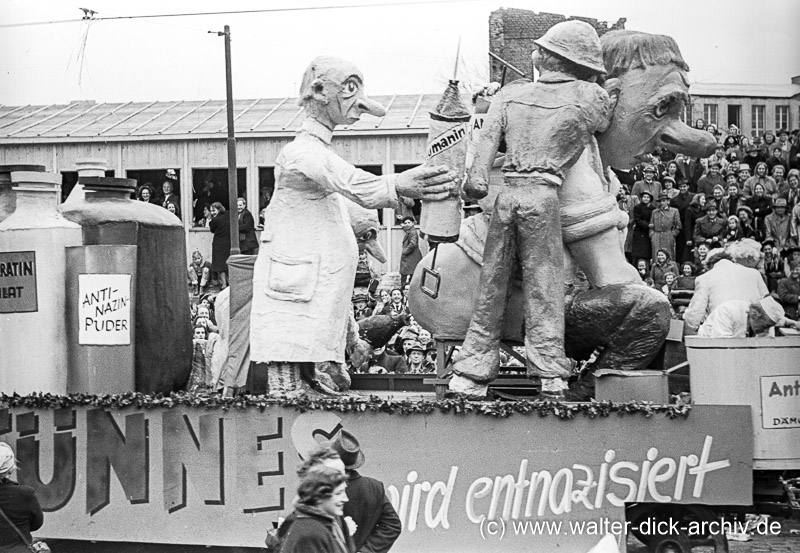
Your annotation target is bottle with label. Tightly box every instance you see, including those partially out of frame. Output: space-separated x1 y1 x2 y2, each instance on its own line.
60 176 192 393
0 171 82 394
0 165 45 224
420 80 470 243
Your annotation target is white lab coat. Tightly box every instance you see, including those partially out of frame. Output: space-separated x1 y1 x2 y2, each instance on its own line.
684 259 768 328
250 118 399 363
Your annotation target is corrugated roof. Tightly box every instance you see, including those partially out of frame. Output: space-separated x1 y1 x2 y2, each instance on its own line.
689 82 800 99
0 95 443 142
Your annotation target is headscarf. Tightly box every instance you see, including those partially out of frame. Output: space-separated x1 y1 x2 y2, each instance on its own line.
0 442 16 476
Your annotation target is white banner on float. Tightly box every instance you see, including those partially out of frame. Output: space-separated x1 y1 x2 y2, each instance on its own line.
760 375 800 429
78 273 132 345
1 404 753 550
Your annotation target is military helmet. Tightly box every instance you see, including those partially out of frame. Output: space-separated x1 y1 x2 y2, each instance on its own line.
533 20 606 74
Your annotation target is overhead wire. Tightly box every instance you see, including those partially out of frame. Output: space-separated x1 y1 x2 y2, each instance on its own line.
0 0 487 29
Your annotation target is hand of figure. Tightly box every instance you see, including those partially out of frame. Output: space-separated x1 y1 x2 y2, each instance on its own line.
462 174 488 200
395 164 458 200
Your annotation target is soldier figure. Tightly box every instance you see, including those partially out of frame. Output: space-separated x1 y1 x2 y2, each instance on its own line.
451 21 612 399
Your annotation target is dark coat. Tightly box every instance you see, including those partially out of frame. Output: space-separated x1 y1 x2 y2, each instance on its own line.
745 195 772 239
343 471 402 553
209 211 232 272
278 506 355 553
777 276 800 319
651 260 679 289
692 215 726 245
0 480 43 547
719 195 742 219
631 202 655 261
237 208 259 254
399 228 422 276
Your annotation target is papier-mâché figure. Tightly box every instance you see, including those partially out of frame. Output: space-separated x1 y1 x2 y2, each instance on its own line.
410 30 716 399
451 21 613 399
249 56 457 396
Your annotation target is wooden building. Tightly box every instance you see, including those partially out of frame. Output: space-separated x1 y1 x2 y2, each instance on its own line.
0 96 445 271
688 77 800 137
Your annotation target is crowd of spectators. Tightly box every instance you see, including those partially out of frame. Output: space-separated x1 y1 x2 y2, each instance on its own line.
617 122 800 320
186 293 224 392
178 123 800 387
349 279 438 375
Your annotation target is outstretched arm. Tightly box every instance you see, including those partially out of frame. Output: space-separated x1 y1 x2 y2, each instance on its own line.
465 92 505 199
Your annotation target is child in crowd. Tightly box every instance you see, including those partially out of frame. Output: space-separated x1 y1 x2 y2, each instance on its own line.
193 305 218 334
723 215 743 243
187 250 212 296
661 271 676 296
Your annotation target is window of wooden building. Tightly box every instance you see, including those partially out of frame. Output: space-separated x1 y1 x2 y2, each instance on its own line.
258 167 275 228
727 105 741 130
126 169 180 202
356 165 385 226
190 168 246 227
393 164 421 226
679 103 688 124
751 105 765 137
703 104 718 127
776 105 790 132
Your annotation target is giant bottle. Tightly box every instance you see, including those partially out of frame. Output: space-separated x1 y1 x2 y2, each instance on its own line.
60 175 192 393
0 165 45 224
419 80 470 243
0 171 82 394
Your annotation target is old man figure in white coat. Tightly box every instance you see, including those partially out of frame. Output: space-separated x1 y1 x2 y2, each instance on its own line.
250 56 457 395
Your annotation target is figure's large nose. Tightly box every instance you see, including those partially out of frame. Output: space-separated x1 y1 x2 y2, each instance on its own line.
356 94 386 118
658 119 717 159
363 236 387 263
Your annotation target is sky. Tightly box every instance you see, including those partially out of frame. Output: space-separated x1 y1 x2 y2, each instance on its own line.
1 0 799 107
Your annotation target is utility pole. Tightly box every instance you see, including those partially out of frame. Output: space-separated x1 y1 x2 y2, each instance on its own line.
215 25 240 397
216 24 240 255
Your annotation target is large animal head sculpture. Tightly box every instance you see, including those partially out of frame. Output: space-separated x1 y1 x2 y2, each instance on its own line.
597 31 716 170
299 56 386 130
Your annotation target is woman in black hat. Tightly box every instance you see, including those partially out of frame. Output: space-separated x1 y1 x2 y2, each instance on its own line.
723 135 741 162
632 190 655 266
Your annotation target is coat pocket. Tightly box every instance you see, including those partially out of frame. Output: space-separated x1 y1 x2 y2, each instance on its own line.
265 251 320 302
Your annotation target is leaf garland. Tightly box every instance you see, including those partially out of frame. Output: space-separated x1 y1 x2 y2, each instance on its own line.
0 392 691 420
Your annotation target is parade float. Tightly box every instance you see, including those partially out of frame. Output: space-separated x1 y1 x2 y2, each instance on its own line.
0 23 798 553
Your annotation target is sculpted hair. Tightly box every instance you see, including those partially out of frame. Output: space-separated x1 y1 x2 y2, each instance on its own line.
600 30 690 81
